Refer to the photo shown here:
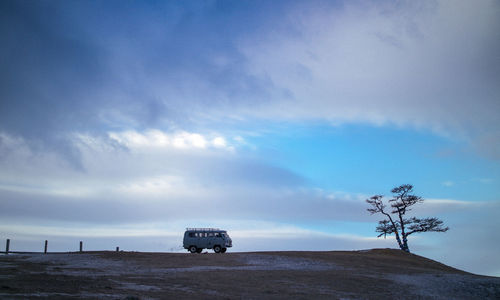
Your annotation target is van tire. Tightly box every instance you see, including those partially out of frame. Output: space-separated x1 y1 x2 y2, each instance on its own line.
189 246 197 253
213 245 221 253
221 248 227 253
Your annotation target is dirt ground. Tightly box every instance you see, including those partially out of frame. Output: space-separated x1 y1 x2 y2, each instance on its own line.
1 249 499 299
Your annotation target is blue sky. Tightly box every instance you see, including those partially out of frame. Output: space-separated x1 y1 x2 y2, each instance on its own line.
1 0 500 276
247 122 500 200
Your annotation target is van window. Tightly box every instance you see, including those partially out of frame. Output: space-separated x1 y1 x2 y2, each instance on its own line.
188 232 195 237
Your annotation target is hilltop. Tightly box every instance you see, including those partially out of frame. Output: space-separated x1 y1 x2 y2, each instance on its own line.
1 249 499 299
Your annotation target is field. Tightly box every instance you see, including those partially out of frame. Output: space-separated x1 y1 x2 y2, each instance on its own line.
1 249 499 299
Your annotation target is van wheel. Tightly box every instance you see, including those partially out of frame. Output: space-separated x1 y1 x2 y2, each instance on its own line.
221 248 227 253
189 246 197 253
213 245 221 253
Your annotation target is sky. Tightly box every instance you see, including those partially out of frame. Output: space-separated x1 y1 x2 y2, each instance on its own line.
1 0 499 276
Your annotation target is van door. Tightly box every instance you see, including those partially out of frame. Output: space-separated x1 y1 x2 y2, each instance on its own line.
198 232 208 248
207 232 215 248
214 232 223 246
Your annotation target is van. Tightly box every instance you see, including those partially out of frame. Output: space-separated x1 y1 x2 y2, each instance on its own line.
183 228 232 253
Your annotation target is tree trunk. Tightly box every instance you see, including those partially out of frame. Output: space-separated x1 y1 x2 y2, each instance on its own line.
401 235 410 253
394 233 404 251
396 207 410 253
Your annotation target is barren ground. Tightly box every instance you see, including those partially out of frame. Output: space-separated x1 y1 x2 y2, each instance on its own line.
1 249 499 299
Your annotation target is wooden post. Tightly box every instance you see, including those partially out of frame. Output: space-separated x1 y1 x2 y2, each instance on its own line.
5 239 9 254
79 241 83 252
116 246 119 252
44 240 48 254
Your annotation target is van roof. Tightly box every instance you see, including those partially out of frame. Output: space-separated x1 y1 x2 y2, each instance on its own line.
185 228 225 232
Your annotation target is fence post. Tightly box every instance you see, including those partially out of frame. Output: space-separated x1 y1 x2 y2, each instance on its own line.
5 239 9 254
44 240 48 254
79 241 83 252
116 246 119 252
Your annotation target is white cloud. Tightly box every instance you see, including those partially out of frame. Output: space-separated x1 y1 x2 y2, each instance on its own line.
471 178 494 184
406 198 490 216
212 136 227 148
0 223 180 238
107 129 234 151
442 180 454 187
176 132 207 149
115 175 192 198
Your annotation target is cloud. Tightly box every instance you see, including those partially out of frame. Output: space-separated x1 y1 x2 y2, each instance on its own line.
441 181 454 187
0 130 312 223
238 0 500 155
0 130 384 240
1 0 498 160
471 178 494 185
107 129 233 151
0 1 270 136
410 199 500 276
0 131 494 227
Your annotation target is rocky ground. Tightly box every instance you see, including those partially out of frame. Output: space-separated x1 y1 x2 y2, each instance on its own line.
1 249 499 299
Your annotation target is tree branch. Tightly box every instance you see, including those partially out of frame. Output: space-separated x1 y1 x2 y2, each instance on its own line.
406 217 449 236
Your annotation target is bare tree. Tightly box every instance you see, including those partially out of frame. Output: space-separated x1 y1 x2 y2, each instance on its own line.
366 184 449 253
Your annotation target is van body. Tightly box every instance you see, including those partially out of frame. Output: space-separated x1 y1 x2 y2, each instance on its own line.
183 228 232 253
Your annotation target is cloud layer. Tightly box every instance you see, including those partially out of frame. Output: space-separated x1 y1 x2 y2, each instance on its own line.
0 130 361 224
239 1 500 152
1 0 499 158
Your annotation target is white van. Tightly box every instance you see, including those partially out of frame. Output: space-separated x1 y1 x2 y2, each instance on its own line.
183 228 232 253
